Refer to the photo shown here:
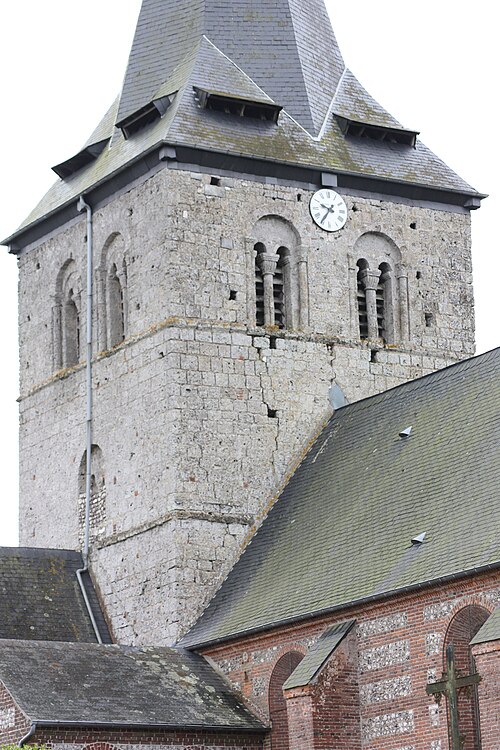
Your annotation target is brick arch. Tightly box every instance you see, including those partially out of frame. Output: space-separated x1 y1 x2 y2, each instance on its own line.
443 604 490 750
269 650 304 750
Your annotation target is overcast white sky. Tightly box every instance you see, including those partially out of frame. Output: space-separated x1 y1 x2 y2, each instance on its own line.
0 2 498 546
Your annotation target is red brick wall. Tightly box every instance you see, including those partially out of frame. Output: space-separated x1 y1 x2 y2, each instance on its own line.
284 687 314 750
471 639 500 750
282 633 361 750
202 570 500 750
0 681 30 745
311 632 361 749
443 604 489 750
268 651 303 750
31 727 265 749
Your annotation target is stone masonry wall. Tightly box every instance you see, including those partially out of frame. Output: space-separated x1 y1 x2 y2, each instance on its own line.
202 570 500 750
17 166 474 643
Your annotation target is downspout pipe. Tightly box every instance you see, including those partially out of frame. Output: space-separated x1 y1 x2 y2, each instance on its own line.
76 195 103 645
19 722 37 747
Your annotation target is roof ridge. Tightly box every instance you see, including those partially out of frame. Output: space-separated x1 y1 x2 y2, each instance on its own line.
201 36 275 102
330 347 500 419
285 0 319 135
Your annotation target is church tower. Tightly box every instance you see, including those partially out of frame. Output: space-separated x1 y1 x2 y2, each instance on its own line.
4 0 481 645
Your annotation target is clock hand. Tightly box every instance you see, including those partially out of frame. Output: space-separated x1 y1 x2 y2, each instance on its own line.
321 209 330 223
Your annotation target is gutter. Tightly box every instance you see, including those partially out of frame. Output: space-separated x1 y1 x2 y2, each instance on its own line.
25 720 266 734
182 558 500 650
3 142 487 253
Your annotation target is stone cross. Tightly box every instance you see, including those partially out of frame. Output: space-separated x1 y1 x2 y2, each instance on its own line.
426 643 481 750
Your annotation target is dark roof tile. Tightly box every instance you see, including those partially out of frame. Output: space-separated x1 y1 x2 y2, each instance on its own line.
181 348 500 647
0 548 111 644
0 640 265 731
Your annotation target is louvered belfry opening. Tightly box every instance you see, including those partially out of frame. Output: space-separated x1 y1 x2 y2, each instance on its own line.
376 279 385 340
64 291 80 367
377 262 392 342
357 260 369 340
108 264 125 347
254 243 265 327
274 248 288 329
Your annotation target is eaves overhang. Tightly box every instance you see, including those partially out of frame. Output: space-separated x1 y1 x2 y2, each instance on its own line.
183 559 500 651
26 719 268 733
2 143 487 255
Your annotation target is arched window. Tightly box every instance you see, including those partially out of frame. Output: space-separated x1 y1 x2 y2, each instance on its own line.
352 233 404 345
78 445 106 546
251 216 306 331
107 263 125 347
443 605 490 750
98 233 128 352
53 259 82 370
269 651 304 750
63 289 80 366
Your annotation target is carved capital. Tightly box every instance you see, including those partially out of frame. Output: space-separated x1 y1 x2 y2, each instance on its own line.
359 268 380 291
258 253 280 276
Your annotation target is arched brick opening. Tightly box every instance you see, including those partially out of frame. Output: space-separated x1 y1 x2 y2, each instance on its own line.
444 604 490 750
269 651 304 750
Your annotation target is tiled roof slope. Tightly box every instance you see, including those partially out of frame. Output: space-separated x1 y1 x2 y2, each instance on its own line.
5 0 481 245
0 640 265 731
470 608 500 646
181 348 500 647
0 548 111 643
118 0 343 135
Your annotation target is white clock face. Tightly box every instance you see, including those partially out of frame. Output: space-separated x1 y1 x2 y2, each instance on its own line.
309 189 348 232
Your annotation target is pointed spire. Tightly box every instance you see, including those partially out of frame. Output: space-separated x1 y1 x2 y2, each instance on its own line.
118 0 345 136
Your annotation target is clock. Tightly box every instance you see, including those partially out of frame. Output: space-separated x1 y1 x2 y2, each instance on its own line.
309 189 348 232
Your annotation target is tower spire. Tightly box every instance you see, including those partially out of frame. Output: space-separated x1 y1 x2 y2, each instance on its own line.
118 0 344 136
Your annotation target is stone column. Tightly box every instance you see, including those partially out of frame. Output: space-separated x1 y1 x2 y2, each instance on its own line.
52 302 62 370
398 273 410 343
348 264 359 338
258 253 279 326
95 266 107 352
379 268 394 343
117 269 128 339
297 257 309 330
360 269 380 340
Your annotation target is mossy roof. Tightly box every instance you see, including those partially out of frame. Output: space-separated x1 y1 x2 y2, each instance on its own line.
181 348 500 648
7 0 480 244
0 640 265 730
0 547 111 643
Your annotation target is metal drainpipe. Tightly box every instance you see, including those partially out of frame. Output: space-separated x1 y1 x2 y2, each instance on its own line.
18 722 36 747
76 195 103 645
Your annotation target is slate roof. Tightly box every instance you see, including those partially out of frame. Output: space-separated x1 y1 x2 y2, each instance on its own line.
283 620 355 690
0 640 265 731
5 0 481 248
0 548 111 644
470 608 500 646
181 348 500 647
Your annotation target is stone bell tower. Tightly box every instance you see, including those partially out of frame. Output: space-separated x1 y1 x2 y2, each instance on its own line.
3 0 481 645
